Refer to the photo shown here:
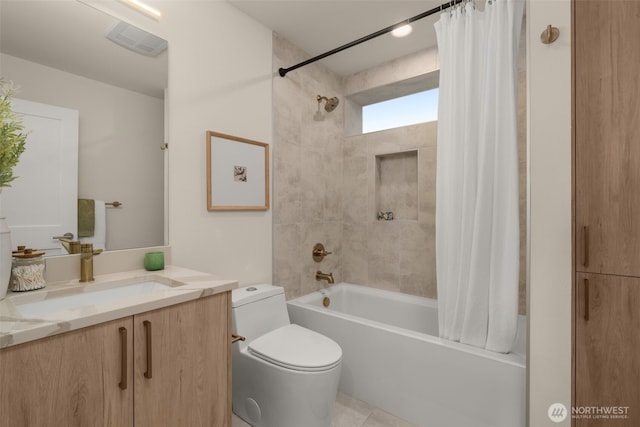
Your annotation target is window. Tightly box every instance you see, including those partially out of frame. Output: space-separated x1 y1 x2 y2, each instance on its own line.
345 71 440 136
362 88 439 133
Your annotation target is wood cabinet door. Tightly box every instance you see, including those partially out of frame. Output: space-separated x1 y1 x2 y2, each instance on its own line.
575 273 640 426
575 0 640 276
134 292 231 427
0 317 133 427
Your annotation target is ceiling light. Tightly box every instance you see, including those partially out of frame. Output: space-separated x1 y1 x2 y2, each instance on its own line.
120 0 162 19
391 24 413 38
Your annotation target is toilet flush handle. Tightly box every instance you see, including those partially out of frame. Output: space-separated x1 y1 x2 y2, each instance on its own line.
231 333 246 344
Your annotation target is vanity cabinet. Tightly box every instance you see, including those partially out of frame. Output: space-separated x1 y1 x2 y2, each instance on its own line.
0 292 231 427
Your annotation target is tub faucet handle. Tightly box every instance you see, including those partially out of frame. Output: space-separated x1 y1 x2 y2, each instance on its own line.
312 243 333 262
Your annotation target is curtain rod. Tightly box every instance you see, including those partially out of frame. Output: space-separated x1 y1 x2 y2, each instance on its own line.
278 0 464 77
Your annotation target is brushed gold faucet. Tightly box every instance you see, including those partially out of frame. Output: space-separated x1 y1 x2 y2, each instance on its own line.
80 243 103 282
315 271 334 284
53 233 81 254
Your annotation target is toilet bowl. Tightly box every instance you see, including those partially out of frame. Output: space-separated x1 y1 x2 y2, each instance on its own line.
231 284 342 427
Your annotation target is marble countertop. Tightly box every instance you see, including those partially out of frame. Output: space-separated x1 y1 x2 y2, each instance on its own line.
0 266 238 349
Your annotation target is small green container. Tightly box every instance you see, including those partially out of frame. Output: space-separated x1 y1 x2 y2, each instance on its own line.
144 251 164 271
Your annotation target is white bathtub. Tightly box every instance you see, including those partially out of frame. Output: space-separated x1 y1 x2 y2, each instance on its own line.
287 283 526 427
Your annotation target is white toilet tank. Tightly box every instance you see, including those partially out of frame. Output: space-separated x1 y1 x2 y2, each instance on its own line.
232 285 291 344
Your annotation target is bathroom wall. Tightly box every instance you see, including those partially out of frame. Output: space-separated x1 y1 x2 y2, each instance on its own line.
273 32 527 314
272 33 345 299
161 2 273 285
527 0 573 423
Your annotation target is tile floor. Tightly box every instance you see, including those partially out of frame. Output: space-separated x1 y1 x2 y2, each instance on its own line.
231 391 418 427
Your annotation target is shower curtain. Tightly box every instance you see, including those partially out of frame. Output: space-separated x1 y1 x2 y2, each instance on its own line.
434 0 524 353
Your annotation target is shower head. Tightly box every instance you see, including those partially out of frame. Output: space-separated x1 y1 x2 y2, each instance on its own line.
317 95 340 112
324 96 339 112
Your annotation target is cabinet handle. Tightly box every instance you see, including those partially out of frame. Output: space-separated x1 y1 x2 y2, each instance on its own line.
119 327 128 390
583 278 590 321
582 226 589 267
143 320 152 379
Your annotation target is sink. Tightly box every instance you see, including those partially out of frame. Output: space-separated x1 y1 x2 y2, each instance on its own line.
15 281 172 317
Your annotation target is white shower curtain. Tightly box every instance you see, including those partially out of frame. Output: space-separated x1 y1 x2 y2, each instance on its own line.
434 0 524 353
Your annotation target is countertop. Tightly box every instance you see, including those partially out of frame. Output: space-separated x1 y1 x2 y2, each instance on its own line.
0 265 238 349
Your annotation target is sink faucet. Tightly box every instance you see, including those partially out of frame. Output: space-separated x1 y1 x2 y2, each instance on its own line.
53 233 81 254
80 243 103 282
315 271 334 284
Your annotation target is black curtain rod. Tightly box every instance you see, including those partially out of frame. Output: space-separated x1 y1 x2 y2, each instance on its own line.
278 0 465 77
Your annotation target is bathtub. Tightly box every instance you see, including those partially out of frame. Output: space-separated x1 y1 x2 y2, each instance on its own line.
287 283 526 427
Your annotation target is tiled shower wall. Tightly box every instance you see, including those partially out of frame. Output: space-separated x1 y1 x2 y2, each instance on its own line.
273 28 527 314
272 33 345 299
342 123 438 298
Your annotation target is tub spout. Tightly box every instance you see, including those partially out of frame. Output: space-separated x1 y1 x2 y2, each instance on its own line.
316 271 334 284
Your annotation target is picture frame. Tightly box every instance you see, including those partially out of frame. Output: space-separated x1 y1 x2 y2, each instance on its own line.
206 131 270 211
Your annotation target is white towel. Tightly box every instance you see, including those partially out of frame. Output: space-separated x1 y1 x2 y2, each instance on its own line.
80 200 106 250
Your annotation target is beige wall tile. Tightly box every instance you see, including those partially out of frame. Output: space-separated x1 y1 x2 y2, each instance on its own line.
343 223 369 284
273 223 302 299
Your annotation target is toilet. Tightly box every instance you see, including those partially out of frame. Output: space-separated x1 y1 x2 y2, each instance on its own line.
231 284 342 427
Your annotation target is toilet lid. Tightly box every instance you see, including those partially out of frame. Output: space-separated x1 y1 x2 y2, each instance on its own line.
248 324 342 372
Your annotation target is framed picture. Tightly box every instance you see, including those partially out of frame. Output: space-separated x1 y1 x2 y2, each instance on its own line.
206 131 270 211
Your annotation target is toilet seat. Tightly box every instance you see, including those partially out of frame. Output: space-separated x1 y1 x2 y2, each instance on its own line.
248 324 342 372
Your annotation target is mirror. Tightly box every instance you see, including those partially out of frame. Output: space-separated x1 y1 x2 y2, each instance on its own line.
0 0 168 256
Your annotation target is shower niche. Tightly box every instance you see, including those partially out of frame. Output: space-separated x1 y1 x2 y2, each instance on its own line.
374 150 418 221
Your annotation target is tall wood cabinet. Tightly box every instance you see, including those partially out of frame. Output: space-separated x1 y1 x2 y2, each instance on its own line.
574 1 640 425
0 292 231 427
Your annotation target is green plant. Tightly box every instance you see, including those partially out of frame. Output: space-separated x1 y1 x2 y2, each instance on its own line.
0 79 27 187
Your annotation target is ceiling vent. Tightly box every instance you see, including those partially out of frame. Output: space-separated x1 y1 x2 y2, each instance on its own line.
105 21 167 57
